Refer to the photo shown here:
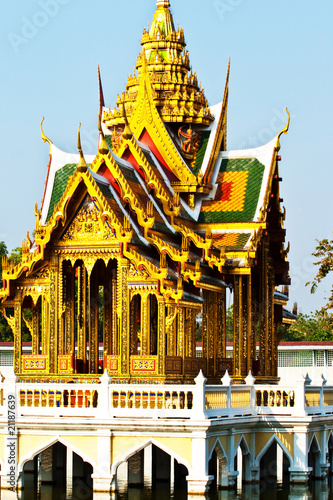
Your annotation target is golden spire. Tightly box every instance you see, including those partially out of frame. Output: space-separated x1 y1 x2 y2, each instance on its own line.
156 0 170 8
77 124 88 172
150 0 175 37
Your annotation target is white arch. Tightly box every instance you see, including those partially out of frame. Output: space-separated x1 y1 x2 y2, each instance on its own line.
110 437 191 478
208 437 228 462
326 430 333 448
234 435 251 458
18 435 98 474
308 433 321 454
255 434 293 467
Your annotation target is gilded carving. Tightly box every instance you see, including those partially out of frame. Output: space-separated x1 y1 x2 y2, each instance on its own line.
60 198 116 244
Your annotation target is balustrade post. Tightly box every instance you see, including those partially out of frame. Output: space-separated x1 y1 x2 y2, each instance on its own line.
192 370 207 420
99 369 111 417
245 371 256 414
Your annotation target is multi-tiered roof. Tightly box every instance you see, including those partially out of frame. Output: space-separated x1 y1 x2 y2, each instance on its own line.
0 1 290 383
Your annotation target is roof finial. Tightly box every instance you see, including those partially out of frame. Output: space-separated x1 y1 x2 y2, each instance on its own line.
97 63 105 115
98 110 109 155
77 124 87 172
157 0 170 8
122 103 133 140
276 108 291 150
40 117 53 152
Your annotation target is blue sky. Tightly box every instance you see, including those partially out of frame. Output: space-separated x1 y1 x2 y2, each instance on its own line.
1 0 332 314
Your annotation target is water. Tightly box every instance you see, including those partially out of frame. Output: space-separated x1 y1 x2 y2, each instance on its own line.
3 478 333 500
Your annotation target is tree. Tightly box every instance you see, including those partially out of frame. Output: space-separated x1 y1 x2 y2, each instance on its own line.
0 241 8 278
8 247 22 266
307 237 333 311
281 310 333 342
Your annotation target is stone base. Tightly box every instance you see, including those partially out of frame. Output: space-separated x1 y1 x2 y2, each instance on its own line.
92 475 112 492
219 471 238 489
289 468 312 484
187 476 213 495
320 463 330 479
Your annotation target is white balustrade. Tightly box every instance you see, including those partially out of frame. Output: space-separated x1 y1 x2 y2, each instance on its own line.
0 372 332 421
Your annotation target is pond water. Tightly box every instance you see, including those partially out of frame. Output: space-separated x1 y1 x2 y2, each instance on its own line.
3 478 333 500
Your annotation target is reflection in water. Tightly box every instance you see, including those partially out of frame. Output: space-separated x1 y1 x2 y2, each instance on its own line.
8 477 333 500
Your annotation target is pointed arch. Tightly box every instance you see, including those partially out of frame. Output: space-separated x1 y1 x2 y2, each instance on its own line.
208 437 228 462
110 437 191 477
234 434 251 458
308 433 321 454
18 436 97 474
255 434 293 467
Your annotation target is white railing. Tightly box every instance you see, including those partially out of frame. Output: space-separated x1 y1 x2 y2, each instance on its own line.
0 371 332 421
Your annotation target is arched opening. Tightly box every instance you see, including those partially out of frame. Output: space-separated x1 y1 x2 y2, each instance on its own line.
21 442 93 499
130 295 142 355
308 436 321 480
149 294 158 355
328 434 333 475
115 444 188 497
69 258 117 374
259 440 290 487
208 442 228 490
235 438 251 490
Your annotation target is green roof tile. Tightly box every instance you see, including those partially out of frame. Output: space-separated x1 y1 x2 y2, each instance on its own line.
199 158 265 223
192 131 210 176
46 164 77 222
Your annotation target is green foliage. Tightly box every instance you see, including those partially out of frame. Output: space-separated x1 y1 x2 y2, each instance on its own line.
8 247 22 266
307 236 333 311
0 241 8 278
281 310 333 342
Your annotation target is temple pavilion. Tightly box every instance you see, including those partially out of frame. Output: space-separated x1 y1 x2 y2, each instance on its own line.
0 0 290 384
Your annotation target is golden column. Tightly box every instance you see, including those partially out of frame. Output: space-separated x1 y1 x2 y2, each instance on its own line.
118 258 130 376
157 297 166 376
103 263 113 357
111 268 118 355
31 305 40 355
233 275 243 379
88 270 99 374
141 293 150 356
49 253 59 373
13 292 22 375
77 263 87 370
217 289 227 361
64 266 75 357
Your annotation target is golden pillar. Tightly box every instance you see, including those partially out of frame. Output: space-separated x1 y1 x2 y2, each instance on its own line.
88 270 99 374
202 291 219 377
157 297 165 375
118 258 130 376
111 268 118 355
13 292 22 375
31 305 40 355
103 263 113 357
141 293 149 356
259 242 269 377
77 263 87 369
166 305 177 357
217 288 227 360
233 276 243 379
64 266 75 357
177 307 185 358
49 254 59 373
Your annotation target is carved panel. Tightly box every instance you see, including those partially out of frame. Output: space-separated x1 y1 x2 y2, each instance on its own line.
165 356 182 375
131 355 158 374
21 355 49 374
60 197 117 245
58 355 74 375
